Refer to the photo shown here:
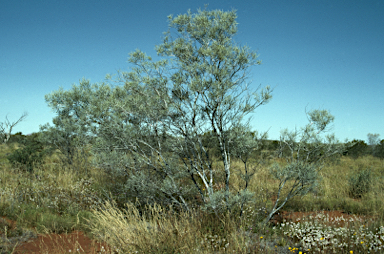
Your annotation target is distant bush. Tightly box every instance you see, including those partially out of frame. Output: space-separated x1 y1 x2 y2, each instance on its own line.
344 140 369 158
7 133 48 172
373 139 384 159
348 166 373 199
7 132 26 144
265 140 279 151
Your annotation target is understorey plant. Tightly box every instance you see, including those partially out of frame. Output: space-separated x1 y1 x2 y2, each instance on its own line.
265 109 346 224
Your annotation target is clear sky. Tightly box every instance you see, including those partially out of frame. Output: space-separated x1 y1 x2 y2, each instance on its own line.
1 0 383 142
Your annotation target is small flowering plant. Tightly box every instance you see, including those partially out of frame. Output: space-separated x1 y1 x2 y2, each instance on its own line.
278 212 384 253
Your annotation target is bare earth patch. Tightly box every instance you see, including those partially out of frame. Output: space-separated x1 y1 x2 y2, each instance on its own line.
0 216 111 254
12 230 111 254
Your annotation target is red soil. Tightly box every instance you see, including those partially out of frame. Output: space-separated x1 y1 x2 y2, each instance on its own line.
0 216 112 254
12 230 111 254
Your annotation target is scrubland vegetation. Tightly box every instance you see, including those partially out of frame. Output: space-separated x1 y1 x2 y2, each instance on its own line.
1 7 384 254
1 138 384 253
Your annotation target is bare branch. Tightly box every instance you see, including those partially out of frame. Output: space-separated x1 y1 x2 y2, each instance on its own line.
1 112 28 143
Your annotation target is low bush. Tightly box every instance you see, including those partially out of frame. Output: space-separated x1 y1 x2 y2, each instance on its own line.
6 134 48 173
348 166 373 199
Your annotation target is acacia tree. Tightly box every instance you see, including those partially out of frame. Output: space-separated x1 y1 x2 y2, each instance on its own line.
44 8 346 223
121 8 272 213
0 112 28 143
44 8 272 214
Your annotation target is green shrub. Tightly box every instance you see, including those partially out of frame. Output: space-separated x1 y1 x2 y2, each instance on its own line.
348 166 373 199
374 139 384 159
7 132 26 144
6 134 48 172
344 140 369 158
36 212 76 233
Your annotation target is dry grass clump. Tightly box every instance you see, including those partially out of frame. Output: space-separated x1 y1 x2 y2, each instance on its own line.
87 200 274 254
0 165 103 217
87 201 211 253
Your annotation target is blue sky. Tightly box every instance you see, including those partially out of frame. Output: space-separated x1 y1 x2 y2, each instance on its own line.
1 0 383 142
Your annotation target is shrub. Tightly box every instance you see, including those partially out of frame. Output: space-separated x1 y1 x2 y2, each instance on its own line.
348 166 373 199
7 132 26 144
6 133 48 172
373 139 384 159
344 140 369 158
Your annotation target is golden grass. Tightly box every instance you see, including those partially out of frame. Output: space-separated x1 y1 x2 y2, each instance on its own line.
86 200 264 254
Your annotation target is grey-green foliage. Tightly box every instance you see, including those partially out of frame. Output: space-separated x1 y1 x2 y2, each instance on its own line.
265 109 345 224
39 79 105 172
348 166 373 199
229 126 268 216
367 133 380 146
43 8 272 214
367 133 381 156
200 189 256 215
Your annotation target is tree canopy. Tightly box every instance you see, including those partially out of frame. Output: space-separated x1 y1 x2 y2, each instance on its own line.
42 7 344 221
